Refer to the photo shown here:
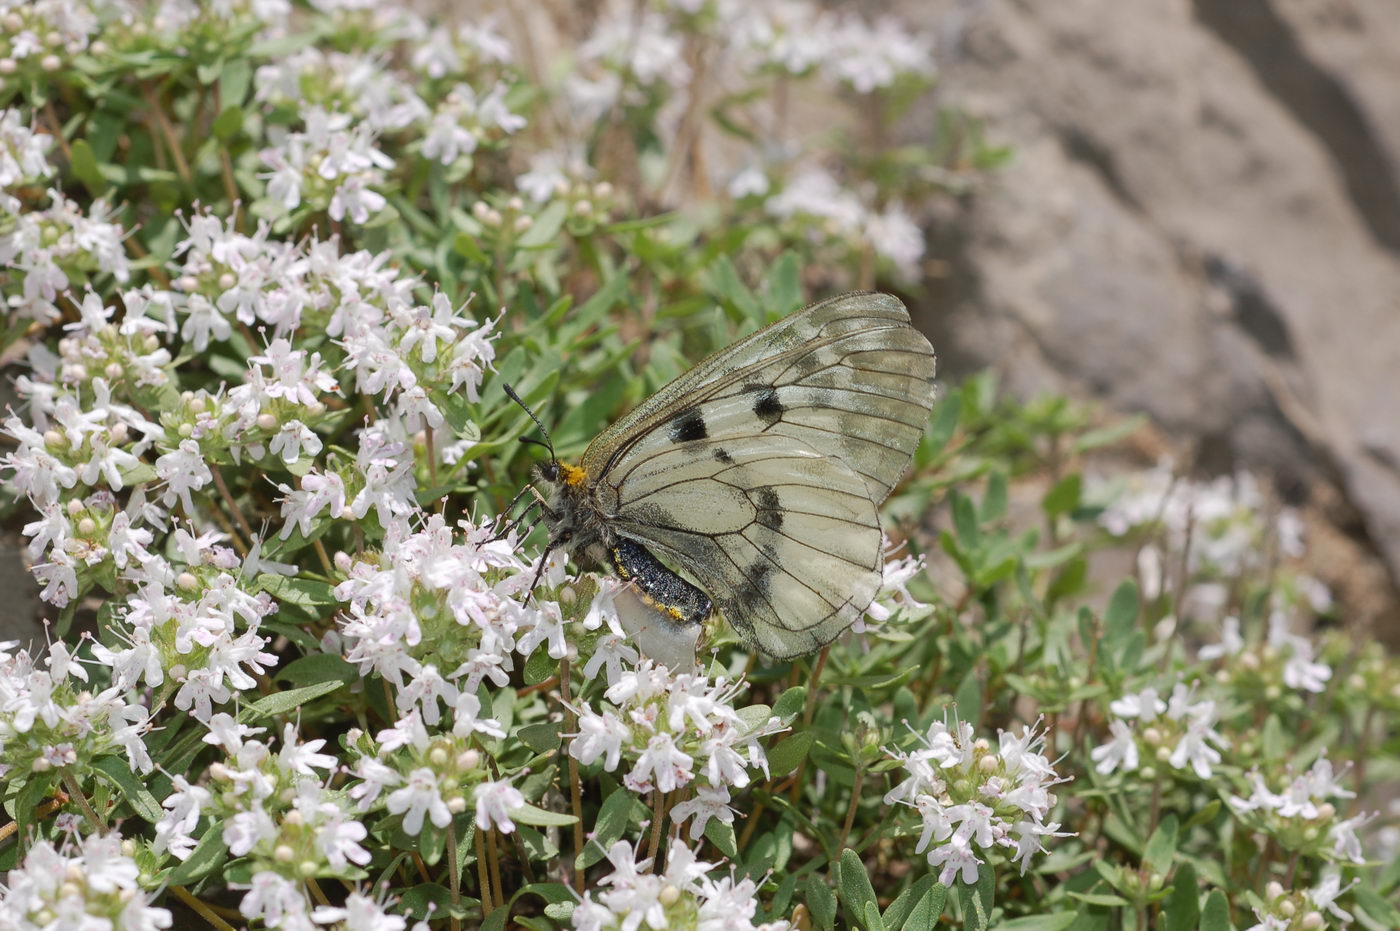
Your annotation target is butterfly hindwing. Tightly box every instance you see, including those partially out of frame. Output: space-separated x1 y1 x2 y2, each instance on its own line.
577 291 936 657
608 434 883 659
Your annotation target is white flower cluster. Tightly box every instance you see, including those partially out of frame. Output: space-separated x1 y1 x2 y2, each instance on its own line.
1200 612 1332 695
159 212 499 434
0 107 52 209
885 718 1071 886
571 839 791 931
1 189 130 322
409 19 514 79
346 694 524 838
852 543 931 634
255 49 429 133
0 832 171 931
0 639 153 779
1230 757 1371 865
1091 463 1305 579
1091 683 1229 780
568 661 783 838
93 530 278 722
731 4 935 92
1245 874 1357 931
155 715 379 930
763 168 924 280
260 107 396 224
0 0 100 76
333 513 566 721
421 81 526 167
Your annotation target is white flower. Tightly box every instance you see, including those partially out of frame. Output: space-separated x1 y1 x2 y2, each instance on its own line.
386 767 452 835
1090 719 1139 775
1109 687 1165 719
474 779 525 833
569 707 630 771
627 732 694 794
672 785 737 841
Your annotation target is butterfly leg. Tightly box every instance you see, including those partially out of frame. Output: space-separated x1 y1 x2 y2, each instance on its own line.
491 484 557 541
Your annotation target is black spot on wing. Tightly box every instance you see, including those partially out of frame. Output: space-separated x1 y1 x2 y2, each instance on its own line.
713 447 734 464
669 408 708 443
737 560 773 609
755 486 783 530
746 383 784 424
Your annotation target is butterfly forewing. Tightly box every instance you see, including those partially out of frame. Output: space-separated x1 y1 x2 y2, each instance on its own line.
581 291 936 657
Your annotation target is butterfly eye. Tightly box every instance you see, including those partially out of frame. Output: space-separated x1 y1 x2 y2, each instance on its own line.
539 462 559 482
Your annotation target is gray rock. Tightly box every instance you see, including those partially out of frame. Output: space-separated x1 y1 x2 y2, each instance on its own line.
907 0 1400 627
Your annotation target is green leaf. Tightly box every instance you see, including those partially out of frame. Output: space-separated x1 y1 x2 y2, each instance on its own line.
1200 890 1231 931
882 875 934 929
1073 415 1144 452
763 251 801 316
244 680 343 718
904 884 948 929
982 471 1008 522
93 756 162 822
1182 799 1221 832
518 722 562 754
167 829 229 886
960 868 995 931
1103 579 1139 645
1143 814 1178 876
481 905 509 931
577 787 637 869
864 901 887 931
524 646 556 686
70 138 104 193
708 255 761 321
509 800 574 828
1354 886 1400 928
257 573 338 608
1067 892 1130 907
991 914 1076 931
219 58 252 107
1164 863 1200 931
1042 473 1082 517
772 686 807 722
704 817 738 858
212 105 244 140
398 883 470 920
273 653 357 687
517 200 568 248
767 732 814 778
926 390 961 454
839 849 879 926
807 875 837 931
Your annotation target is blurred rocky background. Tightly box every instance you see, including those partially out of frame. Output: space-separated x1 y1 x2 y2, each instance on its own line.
904 0 1400 643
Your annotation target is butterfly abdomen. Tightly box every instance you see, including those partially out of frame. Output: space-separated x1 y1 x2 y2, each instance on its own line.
610 538 712 627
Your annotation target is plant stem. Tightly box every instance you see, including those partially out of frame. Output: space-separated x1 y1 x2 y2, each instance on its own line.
559 657 585 892
646 788 666 871
424 419 438 486
210 465 254 554
834 766 865 868
474 823 493 916
143 82 193 186
487 828 505 914
446 820 462 931
305 878 329 907
60 767 105 833
170 885 239 931
312 538 334 575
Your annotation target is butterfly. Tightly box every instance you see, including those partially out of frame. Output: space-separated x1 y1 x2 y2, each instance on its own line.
503 291 937 659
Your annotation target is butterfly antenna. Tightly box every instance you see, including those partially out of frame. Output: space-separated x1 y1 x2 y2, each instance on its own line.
502 382 558 469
